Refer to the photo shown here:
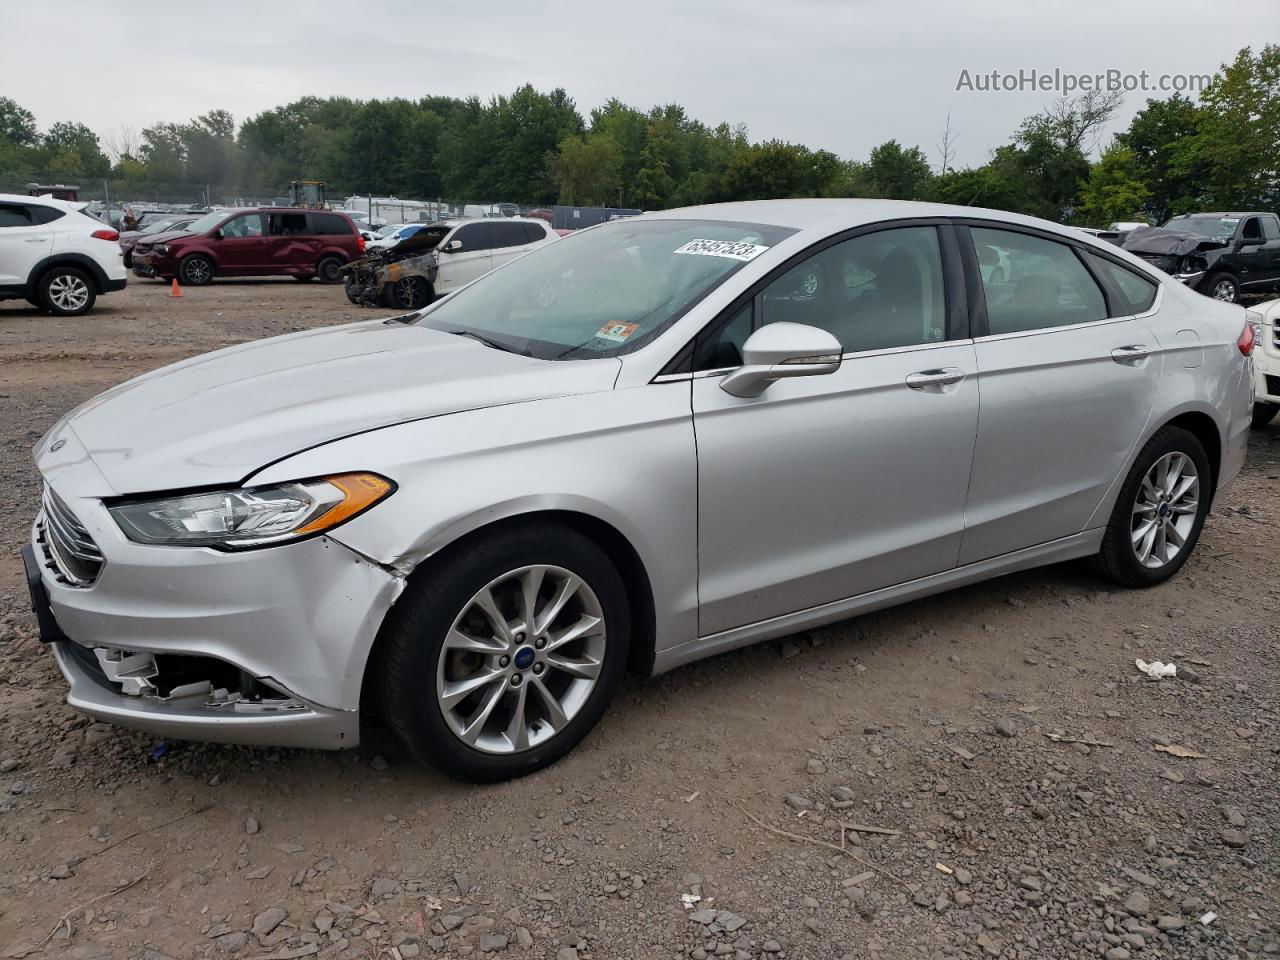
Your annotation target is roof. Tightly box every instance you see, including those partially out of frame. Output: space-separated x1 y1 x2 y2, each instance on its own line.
1169 212 1274 218
643 198 1096 243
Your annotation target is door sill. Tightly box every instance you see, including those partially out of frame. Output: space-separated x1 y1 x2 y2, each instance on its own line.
653 529 1104 674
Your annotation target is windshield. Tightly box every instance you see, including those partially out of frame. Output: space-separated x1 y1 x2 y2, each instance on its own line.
143 218 185 234
185 210 235 234
376 223 404 238
418 218 795 360
1166 216 1239 239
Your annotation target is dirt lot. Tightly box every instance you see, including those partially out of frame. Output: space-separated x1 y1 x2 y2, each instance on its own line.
0 280 1276 960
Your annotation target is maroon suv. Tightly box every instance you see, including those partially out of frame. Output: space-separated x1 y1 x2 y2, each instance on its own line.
131 208 364 285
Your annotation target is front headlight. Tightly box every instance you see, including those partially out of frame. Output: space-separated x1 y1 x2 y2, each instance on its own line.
108 473 394 549
154 244 170 254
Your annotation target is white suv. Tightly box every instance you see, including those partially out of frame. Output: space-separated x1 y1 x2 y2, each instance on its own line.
0 193 127 316
1251 298 1280 428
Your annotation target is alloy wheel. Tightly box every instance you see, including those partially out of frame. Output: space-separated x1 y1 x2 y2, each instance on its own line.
48 274 90 312
1212 279 1236 302
1131 451 1199 569
436 564 606 754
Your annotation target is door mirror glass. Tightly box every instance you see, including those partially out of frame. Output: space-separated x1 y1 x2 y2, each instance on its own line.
720 322 842 398
443 239 462 252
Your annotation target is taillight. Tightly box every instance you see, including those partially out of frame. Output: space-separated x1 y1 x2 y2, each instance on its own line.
357 235 366 254
1238 314 1257 356
91 229 119 242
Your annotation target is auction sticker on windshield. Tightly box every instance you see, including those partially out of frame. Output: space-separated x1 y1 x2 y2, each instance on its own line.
673 239 770 261
596 321 640 343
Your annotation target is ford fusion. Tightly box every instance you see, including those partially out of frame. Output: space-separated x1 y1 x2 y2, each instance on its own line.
25 200 1254 781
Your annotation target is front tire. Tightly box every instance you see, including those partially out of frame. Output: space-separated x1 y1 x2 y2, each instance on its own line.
377 521 630 782
1253 402 1279 429
179 254 214 286
390 275 432 310
1091 426 1211 587
1200 272 1239 303
37 266 96 316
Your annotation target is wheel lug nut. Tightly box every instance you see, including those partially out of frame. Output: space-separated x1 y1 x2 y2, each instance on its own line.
498 655 510 668
514 632 525 643
510 674 523 687
534 636 547 649
532 663 544 675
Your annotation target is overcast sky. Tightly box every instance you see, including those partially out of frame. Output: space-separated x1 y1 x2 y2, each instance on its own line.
4 0 1261 169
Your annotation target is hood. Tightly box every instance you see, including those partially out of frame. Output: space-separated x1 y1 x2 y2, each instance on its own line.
134 229 198 247
39 320 621 496
1123 226 1229 257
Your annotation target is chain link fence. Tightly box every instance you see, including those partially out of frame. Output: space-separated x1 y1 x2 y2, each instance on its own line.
3 171 641 232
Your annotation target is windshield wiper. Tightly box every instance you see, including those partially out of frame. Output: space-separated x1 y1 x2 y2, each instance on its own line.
446 329 519 354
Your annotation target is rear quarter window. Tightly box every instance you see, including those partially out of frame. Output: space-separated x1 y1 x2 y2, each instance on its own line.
28 205 66 225
311 213 354 235
1083 251 1159 315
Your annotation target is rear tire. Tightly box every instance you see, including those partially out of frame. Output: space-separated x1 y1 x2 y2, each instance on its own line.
179 255 214 286
37 266 96 316
1252 402 1279 429
1200 272 1239 302
377 521 630 782
316 256 344 284
1091 426 1210 588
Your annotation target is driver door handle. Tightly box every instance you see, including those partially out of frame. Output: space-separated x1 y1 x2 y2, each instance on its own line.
1111 344 1151 364
906 367 966 390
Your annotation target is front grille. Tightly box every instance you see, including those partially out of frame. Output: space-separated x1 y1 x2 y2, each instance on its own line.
38 485 104 587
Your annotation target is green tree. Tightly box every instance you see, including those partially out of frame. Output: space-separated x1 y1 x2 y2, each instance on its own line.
0 97 38 146
40 121 109 179
1077 144 1151 225
1117 94 1206 221
1191 44 1280 210
550 133 622 206
863 140 933 199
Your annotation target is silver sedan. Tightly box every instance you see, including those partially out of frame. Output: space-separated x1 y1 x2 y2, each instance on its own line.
26 200 1255 781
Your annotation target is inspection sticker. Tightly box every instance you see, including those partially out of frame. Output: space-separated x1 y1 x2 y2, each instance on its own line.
595 321 640 342
673 239 770 261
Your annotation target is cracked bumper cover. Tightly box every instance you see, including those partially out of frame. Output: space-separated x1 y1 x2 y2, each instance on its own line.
33 500 403 750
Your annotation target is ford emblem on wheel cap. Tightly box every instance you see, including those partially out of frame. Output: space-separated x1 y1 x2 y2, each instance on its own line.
514 647 535 670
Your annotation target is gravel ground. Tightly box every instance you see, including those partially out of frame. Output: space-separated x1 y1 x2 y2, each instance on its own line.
0 279 1276 960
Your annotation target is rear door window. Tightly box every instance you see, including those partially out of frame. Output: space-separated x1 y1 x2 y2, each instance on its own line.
491 222 530 249
0 204 34 227
268 212 309 236
971 227 1107 335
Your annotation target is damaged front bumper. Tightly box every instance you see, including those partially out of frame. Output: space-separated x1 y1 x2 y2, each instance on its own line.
30 492 403 750
52 640 359 748
1171 271 1206 287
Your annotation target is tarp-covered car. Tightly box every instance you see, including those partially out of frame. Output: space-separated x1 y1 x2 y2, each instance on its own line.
1123 212 1280 303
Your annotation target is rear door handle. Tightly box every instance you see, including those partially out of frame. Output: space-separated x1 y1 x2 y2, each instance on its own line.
906 367 966 390
1112 344 1151 364
24 237 45 243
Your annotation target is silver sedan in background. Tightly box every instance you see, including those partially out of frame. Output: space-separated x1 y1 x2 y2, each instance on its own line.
26 200 1255 781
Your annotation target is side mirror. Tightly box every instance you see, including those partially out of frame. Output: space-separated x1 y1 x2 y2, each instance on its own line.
442 239 462 252
210 229 223 240
720 322 843 398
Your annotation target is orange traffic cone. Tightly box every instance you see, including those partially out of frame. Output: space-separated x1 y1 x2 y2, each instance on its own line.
170 278 182 298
